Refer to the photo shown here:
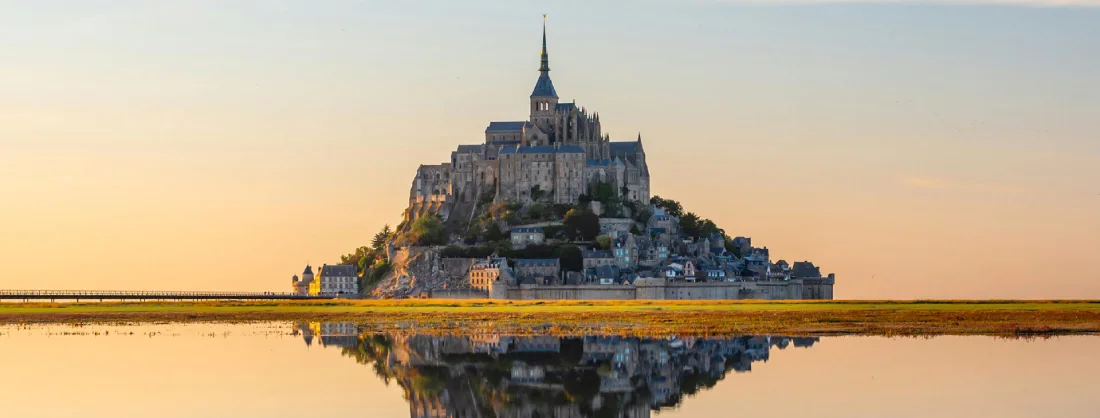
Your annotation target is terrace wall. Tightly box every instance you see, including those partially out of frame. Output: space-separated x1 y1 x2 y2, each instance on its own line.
491 279 833 300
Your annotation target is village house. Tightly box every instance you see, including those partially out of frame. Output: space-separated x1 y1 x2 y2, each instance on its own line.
511 227 545 248
732 236 752 256
469 257 510 291
704 269 727 281
599 218 635 238
708 233 726 255
582 250 615 269
510 361 546 385
586 265 620 285
646 207 679 237
312 264 358 296
683 260 697 282
663 263 682 281
612 234 638 269
514 259 561 284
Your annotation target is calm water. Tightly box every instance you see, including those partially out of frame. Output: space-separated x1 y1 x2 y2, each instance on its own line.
1 323 1097 418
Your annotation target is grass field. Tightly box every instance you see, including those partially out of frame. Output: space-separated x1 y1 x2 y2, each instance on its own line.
3 299 1099 337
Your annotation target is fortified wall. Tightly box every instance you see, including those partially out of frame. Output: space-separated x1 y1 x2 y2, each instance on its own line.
380 250 835 300
489 277 834 301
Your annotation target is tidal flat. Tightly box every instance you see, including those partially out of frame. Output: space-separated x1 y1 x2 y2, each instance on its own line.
4 322 1099 418
2 300 1099 337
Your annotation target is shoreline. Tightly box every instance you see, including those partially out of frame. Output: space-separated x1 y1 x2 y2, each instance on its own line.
3 300 1099 337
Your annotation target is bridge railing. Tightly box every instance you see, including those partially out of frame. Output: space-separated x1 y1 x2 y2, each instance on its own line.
0 290 316 298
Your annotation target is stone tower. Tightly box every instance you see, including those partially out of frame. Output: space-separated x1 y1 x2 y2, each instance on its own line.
529 15 558 133
293 265 314 295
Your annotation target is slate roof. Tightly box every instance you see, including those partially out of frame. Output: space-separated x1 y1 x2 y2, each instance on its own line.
792 261 822 278
499 145 585 155
302 265 313 275
473 257 508 267
555 102 575 112
511 227 544 234
455 144 482 154
709 233 726 246
318 264 356 277
583 250 613 259
590 265 620 279
530 73 558 98
485 121 530 132
514 258 559 267
609 141 642 155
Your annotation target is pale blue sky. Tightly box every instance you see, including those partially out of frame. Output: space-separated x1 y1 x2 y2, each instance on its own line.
1 1 1098 297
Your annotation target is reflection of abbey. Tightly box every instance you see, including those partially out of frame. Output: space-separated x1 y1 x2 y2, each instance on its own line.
407 19 650 219
302 323 819 418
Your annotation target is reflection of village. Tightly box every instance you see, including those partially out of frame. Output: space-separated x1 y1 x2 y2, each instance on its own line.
293 322 818 418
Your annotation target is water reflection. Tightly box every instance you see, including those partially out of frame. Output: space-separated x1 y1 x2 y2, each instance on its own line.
294 322 818 417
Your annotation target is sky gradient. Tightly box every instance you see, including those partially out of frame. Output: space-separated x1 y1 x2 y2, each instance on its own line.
1 0 1098 298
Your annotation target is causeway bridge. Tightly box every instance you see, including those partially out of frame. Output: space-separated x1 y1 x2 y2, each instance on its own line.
0 290 336 302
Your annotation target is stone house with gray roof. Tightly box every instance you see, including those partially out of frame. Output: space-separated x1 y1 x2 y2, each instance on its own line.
513 259 561 283
612 234 638 269
510 226 545 248
469 257 511 291
313 264 358 296
582 250 615 269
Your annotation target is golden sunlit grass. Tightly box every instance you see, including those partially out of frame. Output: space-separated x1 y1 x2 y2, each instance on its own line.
2 299 1099 337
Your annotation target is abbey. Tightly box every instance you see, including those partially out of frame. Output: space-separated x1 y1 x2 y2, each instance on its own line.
408 20 650 220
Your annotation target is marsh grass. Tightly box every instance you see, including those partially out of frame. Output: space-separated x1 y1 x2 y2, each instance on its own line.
1 299 1098 337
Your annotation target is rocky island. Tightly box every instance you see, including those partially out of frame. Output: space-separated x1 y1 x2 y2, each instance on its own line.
301 20 835 300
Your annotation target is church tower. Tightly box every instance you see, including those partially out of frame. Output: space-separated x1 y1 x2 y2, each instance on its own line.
530 15 558 133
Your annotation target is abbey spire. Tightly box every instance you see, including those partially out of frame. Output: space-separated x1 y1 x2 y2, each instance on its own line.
539 14 550 73
530 14 559 132
530 14 558 99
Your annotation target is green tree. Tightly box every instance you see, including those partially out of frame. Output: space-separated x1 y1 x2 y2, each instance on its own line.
409 215 447 246
528 203 548 220
530 185 545 202
485 222 506 242
650 196 683 217
563 209 600 241
556 244 583 272
577 193 592 206
371 224 392 251
698 219 722 238
595 235 612 250
341 246 381 275
680 212 702 238
592 182 615 204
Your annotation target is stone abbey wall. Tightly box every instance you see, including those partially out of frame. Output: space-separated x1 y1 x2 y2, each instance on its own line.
502 285 636 300
489 278 834 301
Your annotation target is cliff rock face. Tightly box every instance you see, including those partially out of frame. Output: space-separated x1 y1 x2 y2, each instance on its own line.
371 247 475 298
